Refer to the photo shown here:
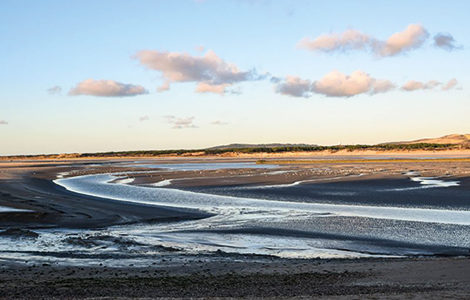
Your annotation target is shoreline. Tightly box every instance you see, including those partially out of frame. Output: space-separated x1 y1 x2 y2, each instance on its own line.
1 157 470 298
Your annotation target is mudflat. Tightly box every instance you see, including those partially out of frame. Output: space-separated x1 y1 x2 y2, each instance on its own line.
0 160 210 229
1 156 470 298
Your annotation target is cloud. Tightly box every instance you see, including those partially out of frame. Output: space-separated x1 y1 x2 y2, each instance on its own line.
433 33 460 51
228 87 242 95
401 80 425 91
275 75 312 98
442 78 458 90
425 80 441 89
298 24 430 57
69 79 148 97
157 81 170 92
275 71 395 98
134 49 262 94
195 82 229 95
0 120 7 125
297 29 371 53
165 116 197 129
139 115 149 122
211 120 228 125
47 86 62 95
401 80 450 91
312 70 395 97
372 79 396 94
401 79 459 91
378 24 429 56
275 71 457 98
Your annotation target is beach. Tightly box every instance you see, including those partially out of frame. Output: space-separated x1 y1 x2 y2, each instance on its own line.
1 256 470 298
1 155 470 298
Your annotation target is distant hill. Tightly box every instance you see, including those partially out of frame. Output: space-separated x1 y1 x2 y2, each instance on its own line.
207 143 318 150
390 134 470 146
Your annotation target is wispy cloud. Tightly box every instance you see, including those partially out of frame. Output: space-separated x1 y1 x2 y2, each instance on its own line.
0 120 8 125
401 78 458 91
134 49 263 94
372 80 396 94
69 79 148 97
195 82 230 95
298 24 433 57
211 120 229 126
157 81 170 92
401 80 439 91
433 33 461 51
297 29 371 53
47 86 62 95
139 115 150 122
442 78 458 90
165 115 197 129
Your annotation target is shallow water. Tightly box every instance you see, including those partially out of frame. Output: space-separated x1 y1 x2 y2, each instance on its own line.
57 174 470 225
123 162 279 171
0 206 31 213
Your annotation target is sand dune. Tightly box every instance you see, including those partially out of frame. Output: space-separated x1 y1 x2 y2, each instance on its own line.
392 134 470 145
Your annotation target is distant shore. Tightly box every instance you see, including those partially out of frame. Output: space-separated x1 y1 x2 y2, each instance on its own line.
2 144 470 161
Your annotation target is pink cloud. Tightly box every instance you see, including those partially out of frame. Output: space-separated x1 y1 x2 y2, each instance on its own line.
312 70 395 97
298 24 431 57
442 78 458 90
378 24 429 56
69 79 148 97
297 29 370 53
135 49 262 94
195 82 229 95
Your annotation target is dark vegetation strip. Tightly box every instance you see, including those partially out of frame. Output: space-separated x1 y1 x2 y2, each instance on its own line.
258 157 470 164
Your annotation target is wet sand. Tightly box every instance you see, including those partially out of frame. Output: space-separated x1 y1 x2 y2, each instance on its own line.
1 157 470 298
1 256 470 298
124 158 470 189
0 161 210 229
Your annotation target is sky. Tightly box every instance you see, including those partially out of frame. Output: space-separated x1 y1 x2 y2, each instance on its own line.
1 0 469 155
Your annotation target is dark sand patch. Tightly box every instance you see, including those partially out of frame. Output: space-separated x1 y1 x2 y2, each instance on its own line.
1 257 469 298
0 163 211 230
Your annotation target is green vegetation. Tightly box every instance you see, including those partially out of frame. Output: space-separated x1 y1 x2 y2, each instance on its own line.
1 143 467 159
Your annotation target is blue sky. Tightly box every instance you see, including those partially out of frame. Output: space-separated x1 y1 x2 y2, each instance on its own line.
1 0 469 155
